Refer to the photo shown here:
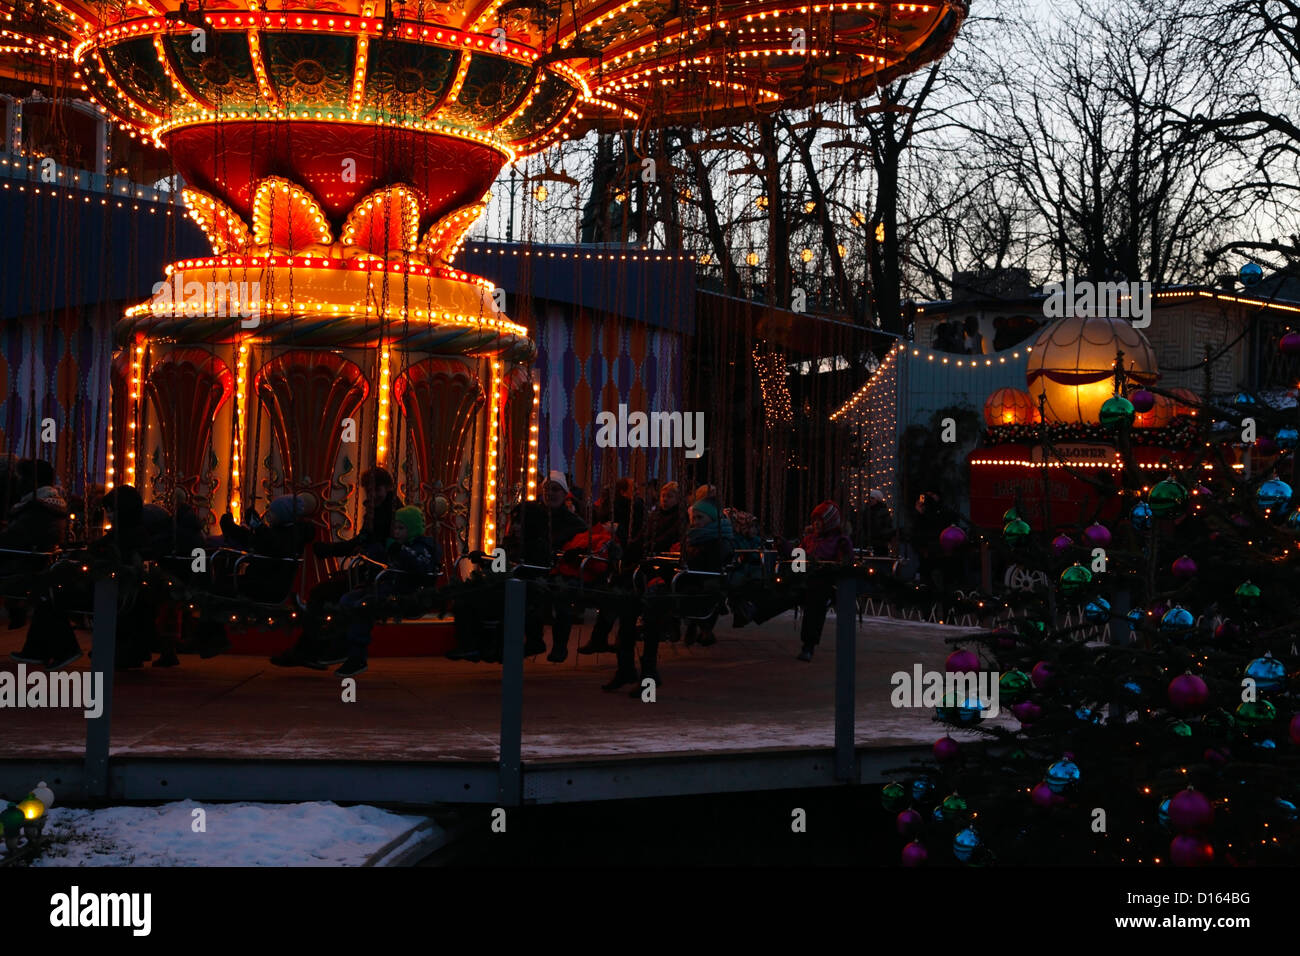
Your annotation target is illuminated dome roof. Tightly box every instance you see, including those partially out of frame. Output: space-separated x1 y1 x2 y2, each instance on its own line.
1026 315 1158 425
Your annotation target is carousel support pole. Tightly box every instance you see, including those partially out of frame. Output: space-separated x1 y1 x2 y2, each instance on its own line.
84 577 119 798
834 570 858 782
1108 588 1133 724
499 577 525 806
980 540 992 594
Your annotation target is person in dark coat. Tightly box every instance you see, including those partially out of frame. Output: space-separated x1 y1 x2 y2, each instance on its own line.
313 506 440 677
271 469 397 668
794 501 853 661
605 499 733 694
502 470 587 660
5 486 72 665
577 476 646 655
857 489 897 557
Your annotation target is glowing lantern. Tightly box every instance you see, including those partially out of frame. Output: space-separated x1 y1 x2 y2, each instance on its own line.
1025 316 1158 425
1134 392 1177 428
1169 387 1200 418
984 387 1040 427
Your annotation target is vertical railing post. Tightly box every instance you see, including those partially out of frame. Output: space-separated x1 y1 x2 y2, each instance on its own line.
84 577 118 799
498 577 525 806
834 571 858 782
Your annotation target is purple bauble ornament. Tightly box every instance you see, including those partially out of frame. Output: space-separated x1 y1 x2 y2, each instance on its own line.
933 737 960 762
1168 673 1209 713
1290 713 1300 746
1232 514 1251 529
1129 389 1155 413
901 841 928 867
1255 436 1279 456
1170 834 1214 866
1169 789 1214 832
1051 533 1073 555
945 649 979 673
896 808 924 837
1011 700 1042 726
993 626 1017 650
939 524 967 555
1281 331 1300 356
1171 555 1198 579
1083 523 1112 548
1030 660 1054 688
1030 781 1061 808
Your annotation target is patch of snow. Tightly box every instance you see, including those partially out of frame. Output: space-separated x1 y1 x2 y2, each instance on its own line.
32 800 426 867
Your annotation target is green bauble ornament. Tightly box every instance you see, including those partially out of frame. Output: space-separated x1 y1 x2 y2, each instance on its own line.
0 804 23 835
1171 720 1193 738
881 781 909 811
999 670 1032 702
941 792 969 815
1235 699 1277 727
1059 563 1092 594
1099 395 1136 429
1234 580 1262 606
1002 506 1020 523
1003 517 1031 547
1148 478 1188 517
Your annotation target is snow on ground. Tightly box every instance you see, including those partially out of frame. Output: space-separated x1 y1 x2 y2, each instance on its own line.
32 800 427 866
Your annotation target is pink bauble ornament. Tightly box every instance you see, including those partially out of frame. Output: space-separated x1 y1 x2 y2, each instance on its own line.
1129 389 1155 413
1011 700 1042 726
1281 331 1300 356
933 737 960 762
896 809 924 837
945 649 979 673
940 525 967 555
1168 674 1209 713
1051 533 1073 555
1170 834 1214 866
1169 789 1215 832
1031 781 1062 808
1030 660 1054 688
1083 523 1112 548
901 841 928 867
1171 555 1198 579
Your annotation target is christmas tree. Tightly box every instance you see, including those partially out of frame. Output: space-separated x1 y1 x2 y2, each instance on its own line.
884 339 1300 866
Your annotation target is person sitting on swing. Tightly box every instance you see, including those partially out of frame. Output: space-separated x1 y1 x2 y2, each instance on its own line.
270 468 400 668
308 506 440 677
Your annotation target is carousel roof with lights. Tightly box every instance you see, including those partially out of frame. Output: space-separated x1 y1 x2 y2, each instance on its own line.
2 0 967 152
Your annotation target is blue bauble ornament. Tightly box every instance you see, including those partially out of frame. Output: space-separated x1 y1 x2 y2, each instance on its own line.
1046 757 1081 794
1255 738 1277 752
1123 680 1143 695
957 694 986 725
1084 597 1111 624
1130 502 1153 531
953 826 982 863
932 805 947 824
1157 797 1171 829
1240 262 1264 286
1276 798 1299 822
911 776 935 802
1245 654 1287 693
1256 478 1293 512
1287 510 1300 531
1277 427 1299 450
1234 391 1257 407
1075 706 1095 722
1160 606 1195 635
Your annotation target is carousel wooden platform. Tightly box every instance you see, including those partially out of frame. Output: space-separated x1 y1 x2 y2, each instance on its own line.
0 606 988 806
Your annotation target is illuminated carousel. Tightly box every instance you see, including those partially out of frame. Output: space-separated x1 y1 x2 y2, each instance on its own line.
2 0 967 567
